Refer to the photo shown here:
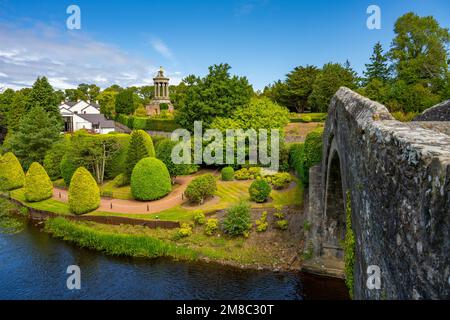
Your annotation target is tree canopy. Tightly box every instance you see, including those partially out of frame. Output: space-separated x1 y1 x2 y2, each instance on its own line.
175 64 254 131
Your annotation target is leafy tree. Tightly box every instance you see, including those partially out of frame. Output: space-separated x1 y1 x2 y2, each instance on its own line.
69 133 121 184
285 65 320 112
136 86 154 104
170 82 188 108
28 77 61 122
364 42 391 84
7 89 30 133
155 139 196 183
262 80 289 108
8 106 62 169
97 90 118 118
115 88 136 115
308 63 358 112
175 64 253 131
211 97 290 131
389 12 450 90
0 89 15 129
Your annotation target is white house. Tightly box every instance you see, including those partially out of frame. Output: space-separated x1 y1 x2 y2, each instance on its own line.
60 100 116 134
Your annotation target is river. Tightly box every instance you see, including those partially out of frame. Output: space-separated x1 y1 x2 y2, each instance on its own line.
0 214 348 300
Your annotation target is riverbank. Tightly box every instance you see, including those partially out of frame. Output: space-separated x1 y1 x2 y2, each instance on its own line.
43 204 305 272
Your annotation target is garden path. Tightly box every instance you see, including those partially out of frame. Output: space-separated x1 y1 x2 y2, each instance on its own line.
52 170 216 214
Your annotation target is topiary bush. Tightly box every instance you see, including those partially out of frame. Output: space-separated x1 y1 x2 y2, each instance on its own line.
60 154 79 186
221 167 234 181
0 152 25 191
223 201 252 237
24 162 53 202
131 157 171 201
68 167 100 215
184 174 217 204
125 130 155 179
249 179 271 203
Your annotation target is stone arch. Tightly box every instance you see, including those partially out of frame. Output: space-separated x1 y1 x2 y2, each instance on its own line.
322 140 346 259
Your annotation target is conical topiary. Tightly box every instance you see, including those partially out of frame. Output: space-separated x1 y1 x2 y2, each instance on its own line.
131 157 171 201
125 130 155 179
24 162 53 202
68 167 100 215
0 152 25 191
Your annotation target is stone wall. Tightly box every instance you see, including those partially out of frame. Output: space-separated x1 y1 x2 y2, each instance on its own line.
309 87 450 299
414 100 450 121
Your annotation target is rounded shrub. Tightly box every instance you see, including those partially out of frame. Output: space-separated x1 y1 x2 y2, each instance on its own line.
204 218 219 236
68 167 100 215
60 154 78 186
0 152 25 191
184 174 217 204
193 210 206 225
24 162 53 202
131 157 171 201
249 179 271 203
221 167 234 181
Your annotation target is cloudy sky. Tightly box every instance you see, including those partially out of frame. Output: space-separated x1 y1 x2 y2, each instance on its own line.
0 0 449 91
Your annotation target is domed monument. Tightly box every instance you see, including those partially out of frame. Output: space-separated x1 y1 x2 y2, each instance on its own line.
145 66 174 115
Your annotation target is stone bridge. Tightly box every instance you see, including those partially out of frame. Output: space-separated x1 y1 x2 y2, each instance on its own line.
306 88 449 299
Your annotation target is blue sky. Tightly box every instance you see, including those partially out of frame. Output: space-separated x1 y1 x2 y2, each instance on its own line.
1 0 449 90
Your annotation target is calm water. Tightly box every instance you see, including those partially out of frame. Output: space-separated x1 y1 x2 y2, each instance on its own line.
0 216 348 300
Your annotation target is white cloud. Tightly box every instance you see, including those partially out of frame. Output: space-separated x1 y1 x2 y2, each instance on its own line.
0 22 182 90
150 38 175 61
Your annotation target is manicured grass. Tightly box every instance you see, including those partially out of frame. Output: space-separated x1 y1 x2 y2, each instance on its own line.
91 206 193 222
100 180 133 200
10 188 71 215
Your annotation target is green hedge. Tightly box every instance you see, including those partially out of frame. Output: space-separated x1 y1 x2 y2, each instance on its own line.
68 167 100 215
131 157 172 201
0 152 25 191
289 113 327 123
104 134 130 180
249 179 271 203
155 138 198 179
289 127 324 185
185 174 217 204
24 162 53 202
116 114 180 132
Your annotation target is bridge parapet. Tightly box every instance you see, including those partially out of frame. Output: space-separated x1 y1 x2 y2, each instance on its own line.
308 87 450 299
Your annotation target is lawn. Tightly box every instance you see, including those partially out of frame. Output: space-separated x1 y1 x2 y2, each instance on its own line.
10 188 71 215
100 180 133 200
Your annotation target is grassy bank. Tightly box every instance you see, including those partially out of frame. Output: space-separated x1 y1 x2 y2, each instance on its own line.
44 215 301 270
44 217 198 260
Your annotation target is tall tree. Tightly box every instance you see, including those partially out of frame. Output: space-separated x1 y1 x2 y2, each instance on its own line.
175 64 253 131
8 106 62 169
389 12 450 90
364 42 391 85
285 65 320 112
7 89 31 133
308 63 358 112
97 90 118 118
115 88 136 115
28 77 61 122
125 130 151 179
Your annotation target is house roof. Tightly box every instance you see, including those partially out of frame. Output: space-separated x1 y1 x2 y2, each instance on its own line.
81 104 100 112
77 114 115 128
